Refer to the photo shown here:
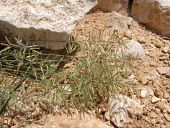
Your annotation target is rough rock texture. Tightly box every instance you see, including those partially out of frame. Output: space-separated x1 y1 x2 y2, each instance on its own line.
26 114 112 128
0 0 97 50
89 0 128 14
125 40 146 58
131 0 170 37
117 40 146 59
110 11 133 33
109 94 143 127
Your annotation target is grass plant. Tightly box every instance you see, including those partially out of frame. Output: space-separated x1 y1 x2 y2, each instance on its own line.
0 30 133 127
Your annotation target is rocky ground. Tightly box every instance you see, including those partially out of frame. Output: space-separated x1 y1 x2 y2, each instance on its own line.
16 11 170 128
74 11 170 128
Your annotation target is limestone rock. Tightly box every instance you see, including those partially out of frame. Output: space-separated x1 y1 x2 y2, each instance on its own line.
157 67 170 75
141 89 148 98
131 0 170 37
151 96 161 103
26 114 112 128
116 40 146 59
110 11 133 33
149 111 158 118
164 113 170 122
0 0 97 50
109 94 143 127
125 40 146 58
89 0 128 14
156 102 170 113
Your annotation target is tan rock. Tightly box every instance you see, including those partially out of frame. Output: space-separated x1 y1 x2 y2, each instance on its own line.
162 46 169 53
137 37 147 44
149 111 158 118
154 89 163 98
157 67 170 75
26 114 112 128
90 0 128 13
163 92 170 99
132 0 170 37
109 11 133 33
150 119 157 124
157 102 170 113
164 113 170 122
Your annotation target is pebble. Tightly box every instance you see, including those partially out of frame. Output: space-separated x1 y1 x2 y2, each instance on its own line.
150 61 158 67
157 67 170 75
165 72 170 78
162 46 169 53
156 102 166 111
152 96 161 103
151 39 162 48
150 119 156 124
156 102 170 113
163 92 169 99
141 89 148 98
138 37 147 44
154 89 163 98
155 108 161 114
163 113 170 122
149 111 158 118
141 77 148 85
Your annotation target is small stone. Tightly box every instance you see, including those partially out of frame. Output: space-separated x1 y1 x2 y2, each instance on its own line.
164 104 170 113
149 111 158 118
165 72 170 78
163 109 167 113
155 108 161 114
162 46 169 53
154 89 163 98
125 32 132 39
138 37 147 44
152 96 161 103
104 112 110 121
156 102 170 113
156 102 166 111
141 77 148 85
150 61 158 67
141 89 148 98
163 92 169 99
157 67 170 75
163 113 170 122
158 55 167 61
147 89 154 96
121 40 146 58
151 119 156 124
152 40 163 48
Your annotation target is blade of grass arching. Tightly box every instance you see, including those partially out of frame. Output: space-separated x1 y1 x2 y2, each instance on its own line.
0 46 11 54
0 75 28 115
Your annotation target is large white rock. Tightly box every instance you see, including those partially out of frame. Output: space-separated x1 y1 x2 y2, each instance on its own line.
0 0 97 50
131 0 170 37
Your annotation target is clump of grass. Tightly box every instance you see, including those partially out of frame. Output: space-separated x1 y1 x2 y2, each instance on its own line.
55 30 133 114
0 30 133 127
